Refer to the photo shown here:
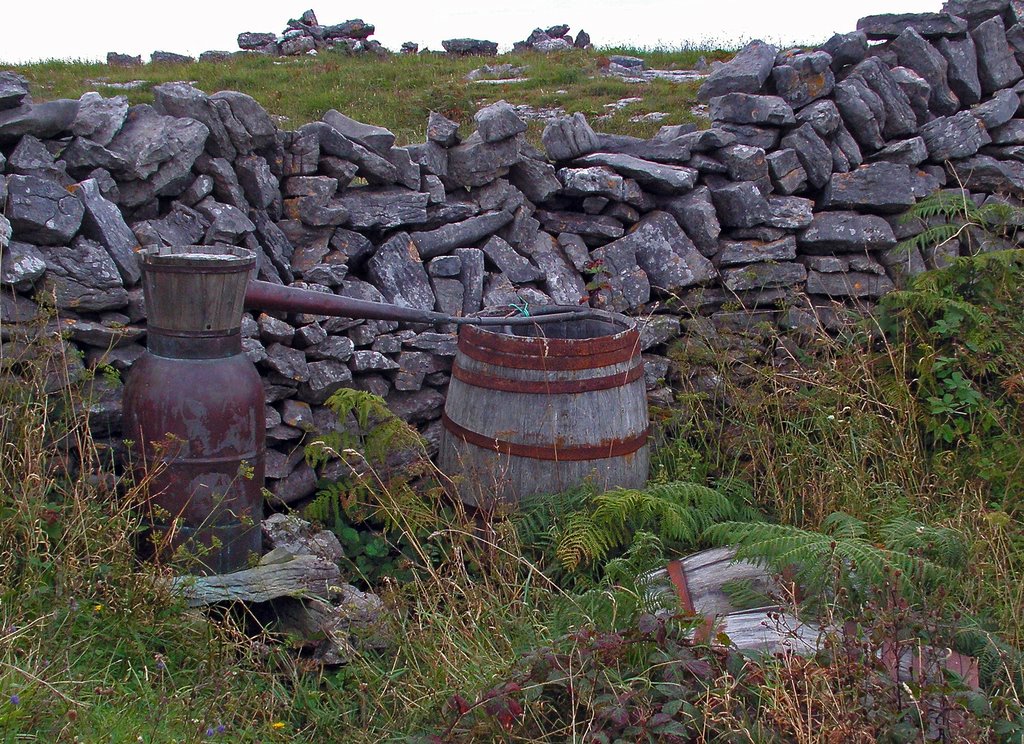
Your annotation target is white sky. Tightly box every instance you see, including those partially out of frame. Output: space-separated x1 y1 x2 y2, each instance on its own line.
3 0 942 64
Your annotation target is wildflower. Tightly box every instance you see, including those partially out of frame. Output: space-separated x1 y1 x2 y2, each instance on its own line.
10 694 19 705
93 604 104 613
206 727 214 737
216 725 226 734
271 721 286 729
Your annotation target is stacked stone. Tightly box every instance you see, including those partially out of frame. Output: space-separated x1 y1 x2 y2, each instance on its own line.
512 25 591 53
237 9 384 57
6 0 1024 512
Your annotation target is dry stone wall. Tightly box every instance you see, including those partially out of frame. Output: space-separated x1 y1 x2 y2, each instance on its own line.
3 0 1024 507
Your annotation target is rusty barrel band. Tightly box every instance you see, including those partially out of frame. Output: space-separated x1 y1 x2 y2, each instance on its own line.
441 412 648 462
461 320 638 356
452 359 644 394
458 335 639 371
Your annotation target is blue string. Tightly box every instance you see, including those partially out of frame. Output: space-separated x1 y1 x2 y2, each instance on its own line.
508 299 530 317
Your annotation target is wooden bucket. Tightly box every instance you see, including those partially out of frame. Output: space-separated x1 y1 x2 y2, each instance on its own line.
439 312 649 511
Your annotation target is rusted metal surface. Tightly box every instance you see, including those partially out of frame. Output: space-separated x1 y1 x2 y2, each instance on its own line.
123 246 264 574
441 412 649 461
244 279 614 328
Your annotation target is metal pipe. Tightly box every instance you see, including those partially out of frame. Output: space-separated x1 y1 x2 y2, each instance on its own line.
243 280 616 327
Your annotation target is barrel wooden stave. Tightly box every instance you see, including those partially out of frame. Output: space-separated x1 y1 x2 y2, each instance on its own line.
439 313 648 510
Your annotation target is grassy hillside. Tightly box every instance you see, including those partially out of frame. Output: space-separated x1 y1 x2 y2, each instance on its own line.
5 46 727 144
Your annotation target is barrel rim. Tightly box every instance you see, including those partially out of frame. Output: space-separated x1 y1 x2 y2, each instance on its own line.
461 309 639 356
139 244 256 271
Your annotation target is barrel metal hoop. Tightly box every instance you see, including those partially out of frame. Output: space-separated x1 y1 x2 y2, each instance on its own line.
461 321 639 356
441 412 648 461
458 335 638 370
451 359 644 394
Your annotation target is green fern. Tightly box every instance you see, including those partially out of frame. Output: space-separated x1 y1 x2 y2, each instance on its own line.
515 480 757 574
705 513 963 607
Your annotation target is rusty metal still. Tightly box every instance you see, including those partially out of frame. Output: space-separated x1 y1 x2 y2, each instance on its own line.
122 245 619 574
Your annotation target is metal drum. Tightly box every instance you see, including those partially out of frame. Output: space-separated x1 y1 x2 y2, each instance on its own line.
123 245 264 574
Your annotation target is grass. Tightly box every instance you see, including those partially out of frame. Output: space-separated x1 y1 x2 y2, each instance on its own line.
3 45 731 144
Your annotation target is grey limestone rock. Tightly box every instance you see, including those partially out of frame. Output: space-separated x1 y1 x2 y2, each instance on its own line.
195 197 255 244
717 144 769 185
806 270 895 298
542 113 599 161
797 211 897 253
780 123 833 189
151 51 194 64
716 236 797 266
821 162 917 213
106 52 142 67
442 39 498 56
107 105 209 193
525 232 588 305
697 40 777 100
446 132 521 188
572 152 697 194
765 196 814 229
0 100 79 143
37 236 128 311
833 76 887 152
589 238 651 312
473 100 527 143
335 189 429 231
770 51 835 108
821 31 868 71
660 187 721 257
153 82 236 161
76 178 140 284
973 16 1023 94
591 133 691 164
614 211 715 293
7 174 84 245
850 57 920 140
534 210 624 243
509 157 562 202
235 155 279 210
0 71 30 111
708 181 768 228
721 262 806 291
410 211 514 259
890 66 935 124
427 111 460 146
766 149 808 195
72 92 128 146
796 99 842 136
367 232 435 310
558 165 626 199
857 12 969 38
892 27 960 116
0 241 47 290
952 154 1024 195
238 32 277 50
972 88 1020 128
209 90 277 153
708 93 795 126
936 35 983 106
920 110 992 161
323 109 396 156
870 137 929 165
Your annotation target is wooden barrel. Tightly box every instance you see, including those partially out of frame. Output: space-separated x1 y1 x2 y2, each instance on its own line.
439 312 649 511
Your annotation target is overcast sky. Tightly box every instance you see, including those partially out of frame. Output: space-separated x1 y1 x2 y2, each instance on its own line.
3 0 943 64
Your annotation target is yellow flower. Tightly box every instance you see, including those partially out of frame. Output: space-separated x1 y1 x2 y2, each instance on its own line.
93 604 104 613
271 722 286 730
